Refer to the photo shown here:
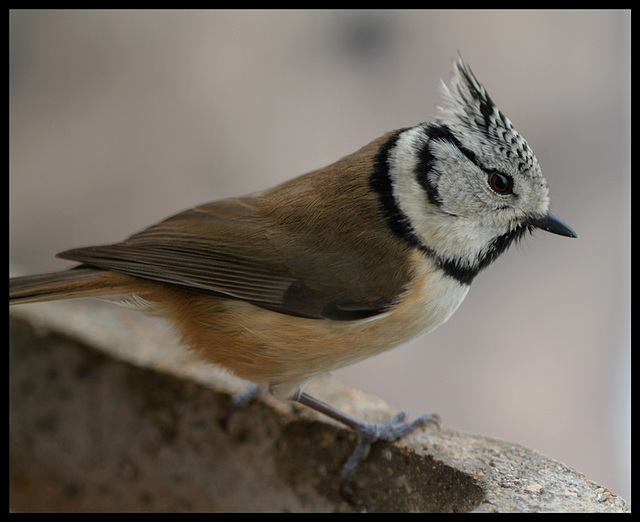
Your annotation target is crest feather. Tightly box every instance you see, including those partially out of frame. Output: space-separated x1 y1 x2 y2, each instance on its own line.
436 56 537 173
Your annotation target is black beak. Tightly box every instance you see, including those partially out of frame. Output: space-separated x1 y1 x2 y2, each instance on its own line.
525 211 578 238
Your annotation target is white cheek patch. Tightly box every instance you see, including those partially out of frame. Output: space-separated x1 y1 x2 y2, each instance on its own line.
429 140 484 211
387 127 433 242
386 127 507 268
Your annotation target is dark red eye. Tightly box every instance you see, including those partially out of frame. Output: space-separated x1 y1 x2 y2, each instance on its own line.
489 171 512 194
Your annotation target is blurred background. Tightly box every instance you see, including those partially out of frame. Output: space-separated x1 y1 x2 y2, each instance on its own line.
9 10 630 501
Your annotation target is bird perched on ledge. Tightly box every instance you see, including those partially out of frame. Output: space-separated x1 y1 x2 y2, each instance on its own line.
9 56 577 484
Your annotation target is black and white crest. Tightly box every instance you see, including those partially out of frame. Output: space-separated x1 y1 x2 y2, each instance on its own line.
437 57 538 177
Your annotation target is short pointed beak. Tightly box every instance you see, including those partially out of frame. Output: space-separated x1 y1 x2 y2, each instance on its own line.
525 211 578 238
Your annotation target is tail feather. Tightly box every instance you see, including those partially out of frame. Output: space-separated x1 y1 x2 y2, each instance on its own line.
9 267 131 305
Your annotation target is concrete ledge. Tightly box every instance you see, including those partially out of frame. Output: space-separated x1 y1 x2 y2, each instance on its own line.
9 300 630 512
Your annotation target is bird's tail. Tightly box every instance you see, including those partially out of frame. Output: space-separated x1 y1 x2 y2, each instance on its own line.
9 267 131 305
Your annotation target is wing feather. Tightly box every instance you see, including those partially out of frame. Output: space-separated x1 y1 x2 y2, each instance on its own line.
58 196 395 320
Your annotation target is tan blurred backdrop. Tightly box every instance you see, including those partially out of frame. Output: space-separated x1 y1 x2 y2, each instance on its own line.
9 10 630 501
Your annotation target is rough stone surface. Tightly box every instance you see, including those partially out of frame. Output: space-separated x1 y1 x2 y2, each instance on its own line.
9 300 630 512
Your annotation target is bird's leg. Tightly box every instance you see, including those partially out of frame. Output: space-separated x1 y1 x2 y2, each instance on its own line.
295 391 440 483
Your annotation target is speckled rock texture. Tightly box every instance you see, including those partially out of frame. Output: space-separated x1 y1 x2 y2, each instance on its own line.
9 301 630 512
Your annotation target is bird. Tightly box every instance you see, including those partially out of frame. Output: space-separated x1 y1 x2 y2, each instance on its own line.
9 56 577 483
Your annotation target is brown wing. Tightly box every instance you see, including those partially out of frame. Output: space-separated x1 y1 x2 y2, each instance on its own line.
58 136 414 321
58 195 403 321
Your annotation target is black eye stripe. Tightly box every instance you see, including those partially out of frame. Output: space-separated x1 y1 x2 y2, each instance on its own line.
425 124 517 196
425 124 478 165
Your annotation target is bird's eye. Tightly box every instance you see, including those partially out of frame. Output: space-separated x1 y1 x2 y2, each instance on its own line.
488 171 513 194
